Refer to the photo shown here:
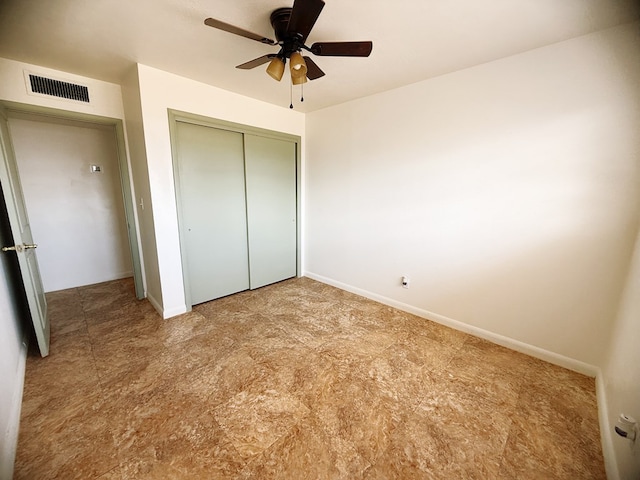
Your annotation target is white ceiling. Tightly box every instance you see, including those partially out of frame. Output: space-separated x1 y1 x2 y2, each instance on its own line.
0 0 638 112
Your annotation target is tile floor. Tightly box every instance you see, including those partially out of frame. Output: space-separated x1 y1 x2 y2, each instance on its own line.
15 277 606 479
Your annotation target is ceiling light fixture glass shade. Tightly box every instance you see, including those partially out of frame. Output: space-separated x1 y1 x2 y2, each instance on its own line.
292 73 307 85
289 51 307 78
266 57 285 81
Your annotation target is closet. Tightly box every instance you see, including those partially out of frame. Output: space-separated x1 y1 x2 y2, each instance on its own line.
173 118 298 306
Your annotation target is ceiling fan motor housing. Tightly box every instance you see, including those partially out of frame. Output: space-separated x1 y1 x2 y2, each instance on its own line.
270 8 304 58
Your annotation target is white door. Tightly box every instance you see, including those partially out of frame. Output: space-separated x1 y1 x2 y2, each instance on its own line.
175 122 250 304
0 110 49 357
244 135 297 289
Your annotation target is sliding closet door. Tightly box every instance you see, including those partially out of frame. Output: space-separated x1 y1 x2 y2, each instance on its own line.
244 135 297 289
175 122 249 304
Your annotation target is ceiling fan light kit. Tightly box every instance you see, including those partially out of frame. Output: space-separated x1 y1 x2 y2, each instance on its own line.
289 52 308 79
292 72 308 85
266 57 286 81
204 0 373 108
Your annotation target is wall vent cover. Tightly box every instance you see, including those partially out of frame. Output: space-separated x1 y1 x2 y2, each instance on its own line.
28 74 90 103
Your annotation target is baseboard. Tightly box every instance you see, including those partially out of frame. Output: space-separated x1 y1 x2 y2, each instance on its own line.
145 292 187 320
596 372 619 480
304 272 599 377
146 291 163 317
112 270 134 281
0 333 27 480
161 304 188 319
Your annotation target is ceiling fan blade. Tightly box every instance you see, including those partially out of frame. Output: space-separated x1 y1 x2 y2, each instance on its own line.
236 54 277 70
204 18 276 45
310 41 373 57
287 0 325 43
303 56 325 80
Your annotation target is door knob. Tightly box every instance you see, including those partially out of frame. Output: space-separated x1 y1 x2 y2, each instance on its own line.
2 243 37 252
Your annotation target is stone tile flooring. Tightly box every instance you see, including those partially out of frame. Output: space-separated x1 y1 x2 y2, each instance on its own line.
15 277 605 479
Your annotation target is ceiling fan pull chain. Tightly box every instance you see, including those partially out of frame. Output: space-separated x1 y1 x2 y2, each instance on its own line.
289 80 293 109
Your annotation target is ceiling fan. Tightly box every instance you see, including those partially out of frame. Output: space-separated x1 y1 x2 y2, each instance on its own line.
204 0 373 86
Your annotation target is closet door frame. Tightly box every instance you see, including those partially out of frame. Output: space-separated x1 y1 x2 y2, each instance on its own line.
168 110 301 310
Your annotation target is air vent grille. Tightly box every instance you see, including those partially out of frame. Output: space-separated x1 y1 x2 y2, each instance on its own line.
28 74 90 103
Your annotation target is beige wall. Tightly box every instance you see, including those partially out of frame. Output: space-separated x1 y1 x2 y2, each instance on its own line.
305 23 640 369
134 64 305 317
0 58 125 119
121 66 159 309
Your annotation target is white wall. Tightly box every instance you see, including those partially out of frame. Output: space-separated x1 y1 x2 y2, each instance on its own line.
305 23 640 369
134 64 305 317
601 224 640 480
8 115 132 291
0 58 125 119
121 66 161 308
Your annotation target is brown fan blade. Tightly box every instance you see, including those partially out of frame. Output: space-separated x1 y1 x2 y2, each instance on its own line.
204 18 276 45
303 56 325 80
236 54 277 70
287 0 325 43
310 41 373 57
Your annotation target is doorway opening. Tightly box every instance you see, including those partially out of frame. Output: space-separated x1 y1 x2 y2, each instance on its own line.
0 101 144 298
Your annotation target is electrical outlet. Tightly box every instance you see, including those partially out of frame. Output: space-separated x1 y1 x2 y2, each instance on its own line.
401 276 410 289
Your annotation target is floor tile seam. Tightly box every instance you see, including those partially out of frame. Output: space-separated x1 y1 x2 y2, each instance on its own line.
81 303 140 323
309 343 385 372
446 335 471 354
493 416 560 478
96 465 121 479
460 338 545 378
18 392 122 477
141 319 218 352
302 379 410 455
90 458 122 480
268 323 316 347
47 308 105 394
402 395 516 476
90 341 126 395
292 409 378 473
413 368 522 423
223 410 311 472
379 333 465 369
511 392 600 435
449 349 526 390
370 340 454 397
422 350 461 380
490 414 517 478
511 373 530 406
459 335 526 360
